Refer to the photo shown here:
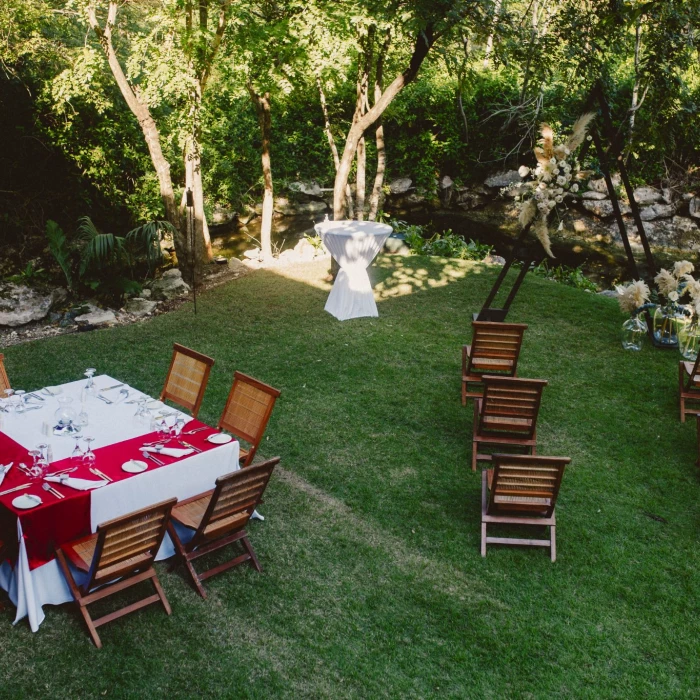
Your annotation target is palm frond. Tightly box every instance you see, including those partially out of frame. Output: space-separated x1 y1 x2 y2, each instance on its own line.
125 220 174 270
76 216 124 273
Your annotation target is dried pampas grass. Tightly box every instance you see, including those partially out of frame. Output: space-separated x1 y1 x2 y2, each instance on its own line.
534 215 554 258
655 268 677 296
616 280 650 315
683 274 700 300
519 198 537 228
674 260 694 278
540 123 554 159
565 112 596 151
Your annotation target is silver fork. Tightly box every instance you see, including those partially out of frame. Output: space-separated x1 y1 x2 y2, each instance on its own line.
184 426 209 435
141 450 164 466
179 440 202 454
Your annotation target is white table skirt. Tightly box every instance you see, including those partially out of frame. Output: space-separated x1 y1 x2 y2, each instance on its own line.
0 375 239 631
316 220 392 321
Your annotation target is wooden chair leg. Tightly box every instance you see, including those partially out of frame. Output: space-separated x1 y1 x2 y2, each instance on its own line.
241 535 262 572
462 380 467 406
481 523 487 557
167 523 207 599
481 471 488 556
184 556 208 599
680 363 687 422
550 525 556 562
151 573 172 615
472 441 478 471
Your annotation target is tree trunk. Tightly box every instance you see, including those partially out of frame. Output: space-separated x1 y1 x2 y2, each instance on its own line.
182 133 212 267
368 31 390 221
316 75 354 218
355 135 366 220
86 3 181 239
483 0 502 67
248 84 274 261
333 26 436 220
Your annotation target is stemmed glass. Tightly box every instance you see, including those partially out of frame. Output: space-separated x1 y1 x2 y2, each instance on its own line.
134 398 150 426
83 368 97 400
27 449 42 480
170 416 185 439
71 434 84 463
36 443 49 477
82 436 96 463
14 390 26 414
77 402 89 428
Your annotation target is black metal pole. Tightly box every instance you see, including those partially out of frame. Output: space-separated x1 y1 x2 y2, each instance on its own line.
186 188 197 315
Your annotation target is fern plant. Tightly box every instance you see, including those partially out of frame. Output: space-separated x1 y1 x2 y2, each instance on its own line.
45 220 73 291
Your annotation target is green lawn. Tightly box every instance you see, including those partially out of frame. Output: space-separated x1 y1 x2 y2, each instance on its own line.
2 256 699 698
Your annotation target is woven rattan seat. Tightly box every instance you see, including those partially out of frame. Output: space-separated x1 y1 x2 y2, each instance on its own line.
481 454 569 561
678 356 700 422
0 354 10 394
462 321 527 405
160 343 215 418
56 498 176 648
471 375 547 471
218 372 281 467
169 458 279 598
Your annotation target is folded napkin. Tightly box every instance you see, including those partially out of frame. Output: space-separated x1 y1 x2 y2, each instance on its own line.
0 463 13 489
141 446 194 458
45 476 108 491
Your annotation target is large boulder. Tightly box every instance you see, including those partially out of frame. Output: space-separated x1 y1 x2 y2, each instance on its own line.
74 307 117 326
211 205 237 226
581 191 608 201
288 181 323 198
124 298 158 316
689 197 700 220
581 199 631 218
484 170 522 189
149 268 191 301
0 284 68 327
275 197 327 216
639 203 675 221
632 186 663 206
388 177 413 195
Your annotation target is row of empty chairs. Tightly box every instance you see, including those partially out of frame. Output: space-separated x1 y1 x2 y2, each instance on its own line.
462 321 569 561
56 457 279 648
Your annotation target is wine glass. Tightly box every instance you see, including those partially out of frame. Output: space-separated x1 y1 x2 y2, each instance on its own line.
170 416 185 439
77 401 89 427
83 368 97 400
134 398 150 425
71 433 84 463
27 449 42 480
36 443 49 477
82 436 96 463
14 390 26 414
2 388 14 411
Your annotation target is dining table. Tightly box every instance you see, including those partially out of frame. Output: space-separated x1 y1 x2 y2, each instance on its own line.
0 375 240 632
315 218 393 321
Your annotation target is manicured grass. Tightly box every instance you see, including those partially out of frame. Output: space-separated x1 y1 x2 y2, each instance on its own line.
2 256 699 698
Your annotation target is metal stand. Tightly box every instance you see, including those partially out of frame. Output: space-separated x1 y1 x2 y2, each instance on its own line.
186 188 197 315
476 80 657 328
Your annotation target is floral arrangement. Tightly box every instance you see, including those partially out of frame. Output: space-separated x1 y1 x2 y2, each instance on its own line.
654 261 700 315
616 279 651 315
517 114 596 257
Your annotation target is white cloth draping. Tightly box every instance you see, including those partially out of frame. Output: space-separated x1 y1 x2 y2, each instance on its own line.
0 376 239 632
316 220 392 321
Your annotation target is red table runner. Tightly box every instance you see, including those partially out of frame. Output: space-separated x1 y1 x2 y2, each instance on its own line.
0 420 226 569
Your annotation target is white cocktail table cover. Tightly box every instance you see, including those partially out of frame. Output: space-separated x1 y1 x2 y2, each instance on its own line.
0 375 239 632
316 219 392 320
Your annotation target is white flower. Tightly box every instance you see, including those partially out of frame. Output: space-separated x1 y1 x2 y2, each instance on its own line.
556 176 566 185
564 147 571 155
565 174 572 182
557 221 564 231
669 291 679 301
586 135 593 141
549 157 557 165
539 182 547 190
571 184 579 193
555 195 563 203
553 168 560 175
537 203 548 212
547 200 556 209
535 165 543 176
518 165 530 177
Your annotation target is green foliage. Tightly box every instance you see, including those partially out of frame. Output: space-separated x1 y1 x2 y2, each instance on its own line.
395 219 492 260
45 219 73 291
528 260 599 292
6 261 46 284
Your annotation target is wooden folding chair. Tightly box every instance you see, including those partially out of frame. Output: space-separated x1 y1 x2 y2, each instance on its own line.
168 457 279 598
462 321 528 405
218 372 281 467
481 454 569 561
55 498 177 648
471 375 547 471
679 354 700 422
0 354 10 394
160 343 215 418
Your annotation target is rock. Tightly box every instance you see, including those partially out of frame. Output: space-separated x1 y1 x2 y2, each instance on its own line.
389 177 413 195
581 199 631 218
140 288 152 299
632 186 662 206
454 187 486 210
661 188 674 205
149 269 191 301
288 181 322 197
598 289 619 298
483 254 506 266
384 236 410 256
690 197 700 220
227 257 249 272
211 205 237 226
484 170 522 189
582 191 608 200
440 175 453 190
277 249 297 262
74 309 117 327
293 237 316 261
124 298 157 316
275 197 327 216
0 284 68 327
243 248 261 260
405 192 428 207
639 203 675 221
588 173 621 193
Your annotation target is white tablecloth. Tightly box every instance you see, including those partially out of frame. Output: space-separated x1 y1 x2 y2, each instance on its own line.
316 219 392 320
0 375 239 632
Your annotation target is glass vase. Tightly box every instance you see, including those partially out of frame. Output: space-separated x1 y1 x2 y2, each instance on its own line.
678 320 700 361
621 316 647 351
652 305 684 348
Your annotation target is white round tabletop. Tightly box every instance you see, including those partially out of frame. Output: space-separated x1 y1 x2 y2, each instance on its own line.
314 220 393 237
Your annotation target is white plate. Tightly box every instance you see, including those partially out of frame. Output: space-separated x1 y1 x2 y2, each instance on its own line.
147 400 164 411
206 433 233 444
122 459 148 474
12 494 42 509
42 386 63 396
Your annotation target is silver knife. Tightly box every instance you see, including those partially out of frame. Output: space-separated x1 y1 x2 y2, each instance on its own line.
101 384 125 392
26 393 45 402
96 394 113 404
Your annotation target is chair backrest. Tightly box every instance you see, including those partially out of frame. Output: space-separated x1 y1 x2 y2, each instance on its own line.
466 321 528 378
86 498 176 589
218 372 281 466
488 454 569 518
478 375 547 440
684 354 700 391
160 343 215 418
195 458 279 542
0 354 10 393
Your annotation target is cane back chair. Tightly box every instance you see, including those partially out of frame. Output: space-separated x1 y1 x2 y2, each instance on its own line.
168 458 279 598
679 354 700 422
218 372 281 467
55 498 177 648
160 343 215 418
481 454 570 561
462 321 528 405
471 375 547 471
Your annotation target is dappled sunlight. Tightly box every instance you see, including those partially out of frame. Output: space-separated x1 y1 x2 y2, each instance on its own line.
261 259 334 291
